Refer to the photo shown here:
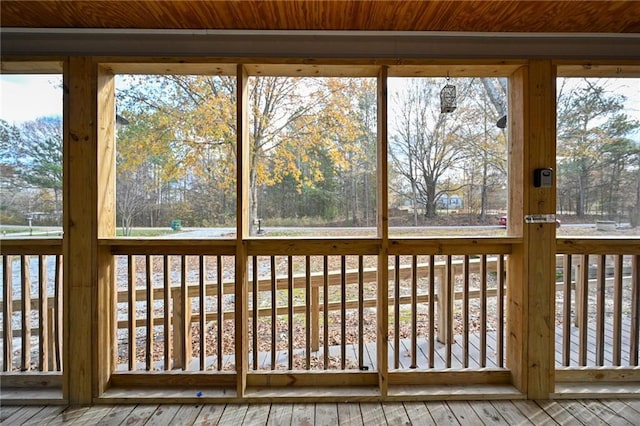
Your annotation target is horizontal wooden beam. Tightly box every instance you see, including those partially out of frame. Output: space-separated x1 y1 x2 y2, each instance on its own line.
2 29 639 60
557 238 640 255
555 368 640 383
110 371 236 388
0 239 62 255
389 370 512 386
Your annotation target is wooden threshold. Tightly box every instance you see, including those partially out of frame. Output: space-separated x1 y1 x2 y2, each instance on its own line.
553 382 640 399
0 387 65 405
386 384 524 401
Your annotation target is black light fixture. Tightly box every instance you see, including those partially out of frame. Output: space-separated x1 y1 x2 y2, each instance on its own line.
116 113 129 126
440 74 456 114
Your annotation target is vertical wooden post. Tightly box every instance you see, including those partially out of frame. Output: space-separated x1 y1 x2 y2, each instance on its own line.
96 64 116 393
507 61 557 399
236 64 250 396
376 65 389 395
64 56 95 404
64 58 115 403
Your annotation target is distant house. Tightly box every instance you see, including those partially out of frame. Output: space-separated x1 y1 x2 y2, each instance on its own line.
438 194 463 209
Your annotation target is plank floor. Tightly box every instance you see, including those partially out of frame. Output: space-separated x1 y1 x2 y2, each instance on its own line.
2 399 639 425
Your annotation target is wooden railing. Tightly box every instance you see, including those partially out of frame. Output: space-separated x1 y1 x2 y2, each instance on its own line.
0 240 63 374
109 251 509 374
555 238 640 384
2 236 638 393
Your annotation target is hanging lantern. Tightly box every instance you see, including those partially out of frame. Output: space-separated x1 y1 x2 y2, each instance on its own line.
440 76 456 113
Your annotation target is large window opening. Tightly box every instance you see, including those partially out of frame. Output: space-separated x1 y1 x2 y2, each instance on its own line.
387 75 509 237
247 75 377 237
556 76 640 236
115 72 237 238
0 73 63 237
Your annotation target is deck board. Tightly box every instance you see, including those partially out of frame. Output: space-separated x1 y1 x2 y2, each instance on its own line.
192 404 225 425
7 400 640 425
96 404 137 425
425 400 460 425
243 403 271 425
336 403 363 426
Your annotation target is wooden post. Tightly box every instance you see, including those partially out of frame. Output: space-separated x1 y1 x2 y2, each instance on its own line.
507 61 557 399
96 65 117 394
376 65 389 395
236 64 250 396
64 58 116 403
64 56 95 404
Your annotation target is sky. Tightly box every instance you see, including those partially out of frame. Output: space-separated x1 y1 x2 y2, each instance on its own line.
1 74 639 135
0 75 63 123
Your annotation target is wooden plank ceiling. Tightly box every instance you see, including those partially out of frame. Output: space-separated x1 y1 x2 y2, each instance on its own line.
1 1 639 33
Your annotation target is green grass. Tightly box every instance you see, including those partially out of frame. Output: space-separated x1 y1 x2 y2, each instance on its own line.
116 228 173 237
0 227 32 234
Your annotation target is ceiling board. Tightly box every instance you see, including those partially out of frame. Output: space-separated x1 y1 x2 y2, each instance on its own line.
2 1 639 33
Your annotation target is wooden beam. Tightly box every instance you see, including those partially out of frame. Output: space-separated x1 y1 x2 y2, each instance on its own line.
63 56 97 404
376 65 389 395
236 64 250 397
524 60 558 399
507 65 528 395
96 64 117 396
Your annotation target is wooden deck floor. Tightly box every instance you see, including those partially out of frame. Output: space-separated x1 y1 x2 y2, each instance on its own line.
2 399 639 425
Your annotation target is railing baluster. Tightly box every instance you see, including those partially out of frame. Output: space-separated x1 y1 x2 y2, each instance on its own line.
497 254 505 368
428 255 435 369
184 255 192 369
596 254 606 366
252 256 258 370
480 254 487 368
3 256 13 371
146 255 154 371
199 255 205 371
613 254 623 366
410 255 417 369
340 255 346 370
21 255 31 372
54 255 62 371
631 254 639 366
163 255 170 371
38 255 48 371
462 255 470 368
358 255 364 370
311 260 320 353
288 255 294 371
173 255 188 370
217 255 224 371
578 254 589 366
394 255 400 370
562 254 572 366
446 255 453 368
323 256 329 370
305 256 311 370
271 256 277 370
128 255 136 370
